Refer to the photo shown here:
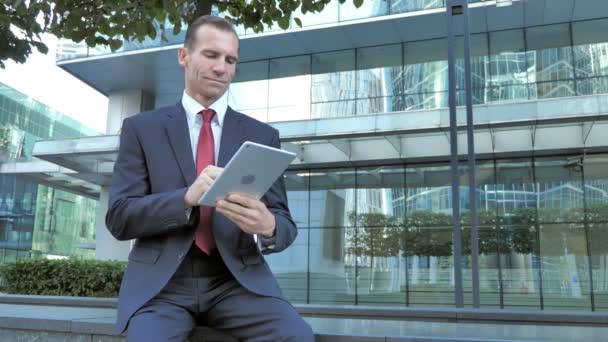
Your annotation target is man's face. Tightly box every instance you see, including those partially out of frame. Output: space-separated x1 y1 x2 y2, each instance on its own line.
178 25 239 105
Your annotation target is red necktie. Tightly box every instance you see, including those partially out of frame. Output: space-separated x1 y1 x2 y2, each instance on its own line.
195 108 216 254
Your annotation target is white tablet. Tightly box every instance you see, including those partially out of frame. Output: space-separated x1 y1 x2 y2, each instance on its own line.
198 141 297 207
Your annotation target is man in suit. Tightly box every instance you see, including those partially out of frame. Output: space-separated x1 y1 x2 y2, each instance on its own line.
105 15 314 342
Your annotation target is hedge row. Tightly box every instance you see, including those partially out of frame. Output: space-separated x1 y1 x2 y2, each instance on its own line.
0 259 126 297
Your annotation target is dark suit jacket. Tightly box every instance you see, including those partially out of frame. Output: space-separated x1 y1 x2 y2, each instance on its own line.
105 103 297 334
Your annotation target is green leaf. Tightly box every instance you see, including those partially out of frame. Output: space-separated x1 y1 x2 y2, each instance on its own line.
156 10 167 22
147 21 156 39
228 6 240 17
294 17 302 28
353 0 364 8
85 35 96 47
31 41 48 54
109 39 123 51
172 20 181 36
278 15 290 30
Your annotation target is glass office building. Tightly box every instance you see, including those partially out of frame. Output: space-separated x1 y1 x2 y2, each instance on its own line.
265 156 608 312
0 83 99 262
51 1 608 313
226 16 608 312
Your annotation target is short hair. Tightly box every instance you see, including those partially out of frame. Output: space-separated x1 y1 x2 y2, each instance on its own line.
184 15 239 50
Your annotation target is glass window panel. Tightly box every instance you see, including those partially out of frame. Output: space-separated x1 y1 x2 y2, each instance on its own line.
357 44 403 98
458 161 502 308
582 154 608 311
391 0 446 14
573 44 608 78
491 29 525 55
535 157 585 223
454 34 489 90
404 164 456 307
356 167 405 221
311 100 356 118
589 223 608 311
270 55 311 79
532 81 575 99
312 50 356 103
572 18 608 46
339 0 388 21
266 228 309 303
404 62 449 94
230 60 269 112
356 96 406 115
404 92 448 110
495 159 541 309
455 89 485 106
486 84 529 103
577 77 608 96
309 227 354 304
573 19 608 78
404 39 448 93
526 24 574 83
405 231 454 307
284 171 310 229
228 80 269 113
312 50 355 74
268 56 312 122
233 60 269 83
310 168 356 228
527 23 572 50
237 108 268 122
583 154 608 212
539 223 592 311
356 226 406 306
489 29 531 87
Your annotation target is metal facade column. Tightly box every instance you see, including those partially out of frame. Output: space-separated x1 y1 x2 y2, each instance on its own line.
446 0 464 308
461 0 480 309
446 0 480 308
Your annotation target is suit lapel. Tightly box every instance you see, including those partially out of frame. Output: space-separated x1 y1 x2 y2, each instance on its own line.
217 107 244 167
164 103 196 185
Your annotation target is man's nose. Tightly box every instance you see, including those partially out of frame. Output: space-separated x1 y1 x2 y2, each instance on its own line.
212 61 227 75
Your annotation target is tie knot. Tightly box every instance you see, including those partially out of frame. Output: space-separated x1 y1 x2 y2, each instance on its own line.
201 109 216 124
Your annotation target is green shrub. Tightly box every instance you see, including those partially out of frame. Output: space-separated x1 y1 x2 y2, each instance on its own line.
0 259 127 297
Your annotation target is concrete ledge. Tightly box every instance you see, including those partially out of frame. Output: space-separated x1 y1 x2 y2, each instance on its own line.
2 295 608 341
0 294 117 308
4 295 606 327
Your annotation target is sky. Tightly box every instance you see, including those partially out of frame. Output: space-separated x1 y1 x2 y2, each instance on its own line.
0 34 108 133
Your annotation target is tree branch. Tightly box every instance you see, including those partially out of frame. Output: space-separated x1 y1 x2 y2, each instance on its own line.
195 0 213 18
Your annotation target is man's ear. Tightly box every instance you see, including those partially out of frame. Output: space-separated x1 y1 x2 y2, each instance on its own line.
177 47 188 67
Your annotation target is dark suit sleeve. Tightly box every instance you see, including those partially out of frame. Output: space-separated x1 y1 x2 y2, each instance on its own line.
105 117 193 241
260 128 298 254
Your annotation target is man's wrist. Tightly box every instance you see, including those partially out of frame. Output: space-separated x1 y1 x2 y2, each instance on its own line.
261 214 276 238
261 228 275 238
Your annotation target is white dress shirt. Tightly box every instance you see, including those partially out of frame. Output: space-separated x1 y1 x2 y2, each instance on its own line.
181 91 227 162
181 91 274 248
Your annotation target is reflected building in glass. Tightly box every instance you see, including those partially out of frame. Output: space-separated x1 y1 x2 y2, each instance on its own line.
49 1 608 314
0 83 99 262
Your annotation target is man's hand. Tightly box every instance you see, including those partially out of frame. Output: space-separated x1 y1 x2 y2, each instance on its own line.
216 193 276 237
184 166 223 207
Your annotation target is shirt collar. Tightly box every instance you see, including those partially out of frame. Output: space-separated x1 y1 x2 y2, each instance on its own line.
181 91 228 127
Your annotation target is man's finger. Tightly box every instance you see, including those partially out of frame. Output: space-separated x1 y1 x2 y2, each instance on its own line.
225 193 258 208
216 206 255 233
203 165 223 179
217 199 256 220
